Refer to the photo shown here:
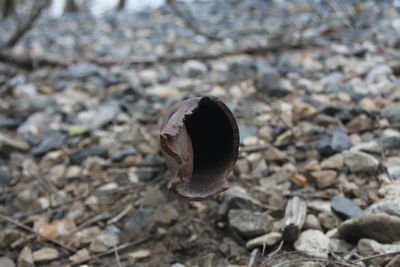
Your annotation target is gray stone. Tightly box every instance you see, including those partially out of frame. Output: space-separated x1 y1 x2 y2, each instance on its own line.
311 170 337 189
186 253 214 267
255 73 291 97
76 101 120 130
128 249 151 263
378 184 400 198
235 159 250 175
65 165 82 179
329 238 354 254
318 211 341 230
260 172 291 188
258 125 273 142
338 214 400 243
238 124 257 142
31 130 66 156
70 145 108 164
228 209 273 237
0 257 15 267
381 135 400 150
382 105 400 123
183 60 207 77
0 116 20 129
17 112 52 137
150 203 179 229
307 200 331 213
388 166 400 180
0 229 23 249
0 167 11 187
304 214 322 230
316 129 352 157
294 230 330 258
263 147 288 162
11 189 40 212
69 249 90 264
218 243 229 256
366 197 400 217
89 231 119 253
0 133 29 155
343 150 379 173
138 69 158 85
325 83 364 101
322 105 364 123
358 238 400 266
32 247 59 262
137 154 159 181
246 232 282 249
219 189 262 216
228 55 256 77
65 63 102 79
251 160 268 178
125 207 154 232
17 246 34 267
351 140 381 153
72 227 101 247
386 254 400 267
320 154 344 169
331 195 363 219
110 148 137 162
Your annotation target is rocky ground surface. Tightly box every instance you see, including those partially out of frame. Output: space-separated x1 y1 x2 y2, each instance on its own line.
1 0 400 266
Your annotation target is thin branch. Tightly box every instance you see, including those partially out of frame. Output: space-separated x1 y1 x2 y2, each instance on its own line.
267 241 284 258
272 257 358 267
346 124 400 134
94 41 313 66
166 0 222 41
351 250 400 264
14 185 145 220
114 244 122 267
0 40 316 69
248 248 259 267
71 236 151 265
0 213 77 253
2 0 51 49
0 51 67 69
264 250 360 267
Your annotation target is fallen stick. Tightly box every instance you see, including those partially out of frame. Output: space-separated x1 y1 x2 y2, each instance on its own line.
2 0 51 49
166 0 222 41
0 213 77 253
282 196 307 242
71 236 151 265
351 250 400 264
0 41 316 69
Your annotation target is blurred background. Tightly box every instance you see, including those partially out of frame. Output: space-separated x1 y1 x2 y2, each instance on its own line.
1 0 400 266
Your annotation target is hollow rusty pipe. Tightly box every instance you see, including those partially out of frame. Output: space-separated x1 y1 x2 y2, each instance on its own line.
160 96 239 200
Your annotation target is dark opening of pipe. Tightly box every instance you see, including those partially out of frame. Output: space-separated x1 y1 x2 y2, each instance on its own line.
160 96 239 200
184 98 235 195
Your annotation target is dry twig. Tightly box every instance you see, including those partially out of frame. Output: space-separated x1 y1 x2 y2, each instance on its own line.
0 40 316 69
114 244 122 267
1 0 51 49
264 251 358 267
267 241 284 258
273 257 359 267
248 248 259 267
71 236 151 265
0 213 77 253
351 250 400 264
166 0 222 41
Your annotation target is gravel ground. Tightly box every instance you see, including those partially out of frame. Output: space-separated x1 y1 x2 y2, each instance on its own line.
1 0 400 266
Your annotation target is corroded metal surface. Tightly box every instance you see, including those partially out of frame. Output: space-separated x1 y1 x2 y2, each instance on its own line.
160 96 239 200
